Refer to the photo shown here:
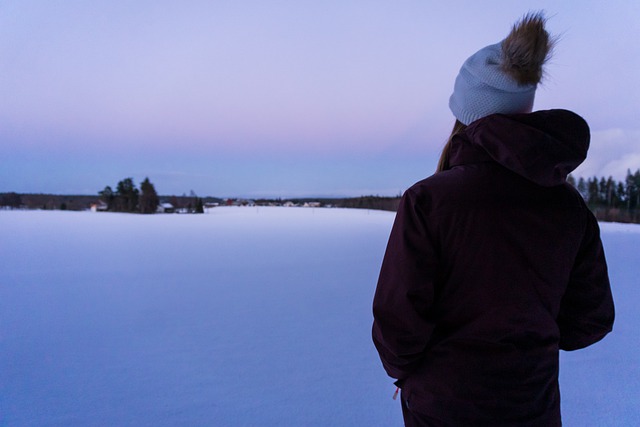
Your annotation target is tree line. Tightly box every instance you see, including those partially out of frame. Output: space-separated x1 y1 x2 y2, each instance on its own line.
99 177 160 213
3 170 640 222
568 169 640 223
98 177 205 214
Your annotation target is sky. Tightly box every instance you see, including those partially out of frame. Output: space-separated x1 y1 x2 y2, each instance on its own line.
1 0 639 198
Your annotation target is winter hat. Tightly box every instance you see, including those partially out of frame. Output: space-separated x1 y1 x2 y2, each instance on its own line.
449 12 554 125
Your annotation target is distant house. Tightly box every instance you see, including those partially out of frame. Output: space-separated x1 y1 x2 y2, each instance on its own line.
226 198 256 207
157 202 175 213
90 201 108 212
283 201 296 207
204 202 219 213
303 202 321 208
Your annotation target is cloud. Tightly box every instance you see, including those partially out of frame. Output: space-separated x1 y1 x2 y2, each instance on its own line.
572 128 640 180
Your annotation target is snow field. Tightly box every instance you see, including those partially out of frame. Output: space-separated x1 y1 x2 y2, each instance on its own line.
0 207 638 426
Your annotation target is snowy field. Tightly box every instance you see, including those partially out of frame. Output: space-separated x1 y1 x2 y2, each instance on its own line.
1 207 638 426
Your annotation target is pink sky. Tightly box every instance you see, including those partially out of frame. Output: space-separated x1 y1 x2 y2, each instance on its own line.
1 0 639 196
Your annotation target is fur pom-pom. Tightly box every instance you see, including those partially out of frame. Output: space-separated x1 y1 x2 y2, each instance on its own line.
501 12 554 85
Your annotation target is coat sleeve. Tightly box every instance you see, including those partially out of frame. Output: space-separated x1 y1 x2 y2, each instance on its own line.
372 189 438 380
557 210 615 351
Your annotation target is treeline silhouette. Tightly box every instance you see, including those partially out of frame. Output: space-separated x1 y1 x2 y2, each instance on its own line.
568 169 640 223
259 195 401 212
3 170 640 223
99 177 209 214
99 177 161 213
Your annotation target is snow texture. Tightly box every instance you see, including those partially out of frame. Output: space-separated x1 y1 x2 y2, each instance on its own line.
0 207 638 426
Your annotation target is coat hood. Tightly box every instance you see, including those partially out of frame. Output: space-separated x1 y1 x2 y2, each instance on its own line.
449 109 590 186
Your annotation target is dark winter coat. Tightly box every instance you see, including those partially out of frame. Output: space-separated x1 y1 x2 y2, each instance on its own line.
372 109 615 426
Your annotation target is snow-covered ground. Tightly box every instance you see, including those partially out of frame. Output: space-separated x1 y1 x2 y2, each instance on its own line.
0 207 638 426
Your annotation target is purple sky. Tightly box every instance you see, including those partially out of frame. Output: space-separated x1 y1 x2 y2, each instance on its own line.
2 1 639 197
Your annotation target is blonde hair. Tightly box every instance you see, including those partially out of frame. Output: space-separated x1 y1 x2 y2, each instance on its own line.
436 120 467 172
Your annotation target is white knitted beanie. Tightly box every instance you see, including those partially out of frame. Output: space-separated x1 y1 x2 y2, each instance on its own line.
449 13 553 125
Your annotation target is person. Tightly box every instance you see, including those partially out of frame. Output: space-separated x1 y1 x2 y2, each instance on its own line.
372 12 615 427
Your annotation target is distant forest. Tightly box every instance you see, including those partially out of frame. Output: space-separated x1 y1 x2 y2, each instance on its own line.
2 169 640 224
567 169 640 223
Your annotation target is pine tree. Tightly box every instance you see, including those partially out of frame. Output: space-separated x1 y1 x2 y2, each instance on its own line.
115 178 139 212
598 177 608 206
587 177 599 206
195 197 204 214
625 170 638 211
577 177 588 201
139 177 159 214
99 186 114 210
617 182 626 207
603 177 614 207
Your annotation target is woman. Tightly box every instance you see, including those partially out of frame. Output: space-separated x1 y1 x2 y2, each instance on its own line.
372 13 614 426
